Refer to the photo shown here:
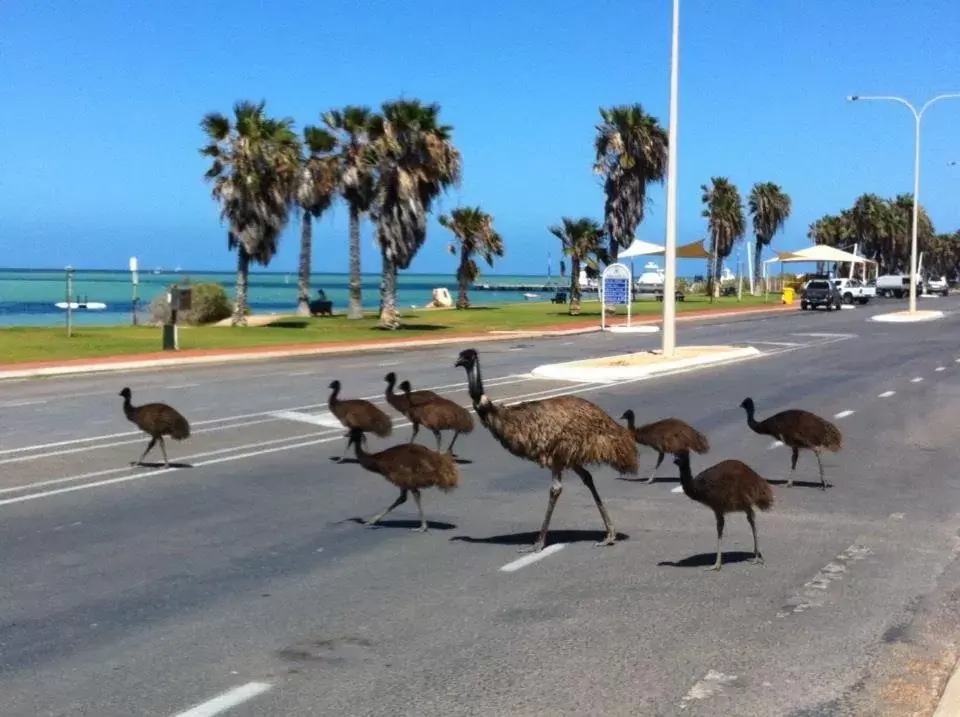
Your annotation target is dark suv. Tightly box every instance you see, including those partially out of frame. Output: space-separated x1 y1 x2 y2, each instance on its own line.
800 280 842 311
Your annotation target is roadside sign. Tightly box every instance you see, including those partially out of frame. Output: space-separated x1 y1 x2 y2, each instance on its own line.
601 262 633 331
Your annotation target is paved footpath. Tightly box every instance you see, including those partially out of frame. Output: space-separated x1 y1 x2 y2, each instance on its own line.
1 297 960 716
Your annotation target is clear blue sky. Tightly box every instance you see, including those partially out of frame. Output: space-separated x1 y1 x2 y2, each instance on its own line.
3 0 960 277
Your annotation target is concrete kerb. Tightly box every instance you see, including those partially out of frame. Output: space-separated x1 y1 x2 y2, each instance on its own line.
871 309 945 323
0 303 792 381
933 656 960 717
530 345 762 384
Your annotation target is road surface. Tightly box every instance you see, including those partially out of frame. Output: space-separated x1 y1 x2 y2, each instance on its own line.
1 297 959 716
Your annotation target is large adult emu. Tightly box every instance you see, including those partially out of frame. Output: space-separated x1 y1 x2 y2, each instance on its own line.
455 348 637 553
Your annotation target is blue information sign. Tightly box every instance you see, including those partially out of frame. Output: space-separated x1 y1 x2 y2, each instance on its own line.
603 277 630 305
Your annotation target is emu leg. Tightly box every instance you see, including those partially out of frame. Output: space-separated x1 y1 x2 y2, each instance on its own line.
644 451 665 484
574 466 617 547
787 447 799 487
365 489 408 527
814 449 827 490
432 429 443 453
519 470 563 554
336 432 352 464
446 431 461 456
409 423 420 444
745 507 764 564
706 512 725 571
134 437 157 466
158 437 170 467
410 488 428 532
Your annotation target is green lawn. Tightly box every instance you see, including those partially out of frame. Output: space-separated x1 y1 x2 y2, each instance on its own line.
0 294 780 365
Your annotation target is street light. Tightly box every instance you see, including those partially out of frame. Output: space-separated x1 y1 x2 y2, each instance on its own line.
846 93 960 313
661 0 680 357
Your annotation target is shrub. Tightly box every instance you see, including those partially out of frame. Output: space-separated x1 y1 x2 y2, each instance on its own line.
147 281 234 325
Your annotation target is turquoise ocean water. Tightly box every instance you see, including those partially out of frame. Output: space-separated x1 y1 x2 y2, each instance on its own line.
0 268 570 326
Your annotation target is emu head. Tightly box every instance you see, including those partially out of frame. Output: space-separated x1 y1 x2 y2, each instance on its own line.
118 387 132 399
455 348 478 371
619 409 635 429
384 372 397 386
398 380 412 394
739 397 755 414
329 380 341 391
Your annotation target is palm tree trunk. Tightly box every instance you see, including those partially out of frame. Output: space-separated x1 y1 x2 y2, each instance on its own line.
711 243 720 301
296 213 313 316
456 247 470 309
379 255 400 329
570 258 581 315
232 248 250 327
347 204 363 320
753 238 763 295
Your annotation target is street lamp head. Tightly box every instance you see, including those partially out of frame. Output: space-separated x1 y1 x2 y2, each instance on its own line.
846 95 859 101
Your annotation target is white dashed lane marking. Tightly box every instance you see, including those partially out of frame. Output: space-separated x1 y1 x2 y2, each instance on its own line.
936 366 946 372
834 410 855 419
768 440 784 449
912 377 924 383
500 543 566 572
878 391 895 398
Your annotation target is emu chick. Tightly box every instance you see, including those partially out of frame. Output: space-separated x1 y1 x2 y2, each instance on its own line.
620 409 709 483
328 380 392 463
399 379 474 454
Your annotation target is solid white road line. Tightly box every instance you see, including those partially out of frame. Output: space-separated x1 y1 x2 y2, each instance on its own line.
269 410 344 429
500 543 566 572
671 485 684 494
834 410 855 419
0 399 50 408
165 383 199 389
911 377 924 383
878 390 896 398
171 682 272 717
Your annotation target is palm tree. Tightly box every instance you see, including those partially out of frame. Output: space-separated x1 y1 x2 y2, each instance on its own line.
701 177 746 298
549 217 607 315
369 99 462 329
439 207 504 309
747 182 791 291
200 100 301 326
594 105 669 260
295 126 339 316
323 106 381 320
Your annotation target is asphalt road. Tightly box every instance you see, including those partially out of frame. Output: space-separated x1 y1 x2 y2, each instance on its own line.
2 296 960 716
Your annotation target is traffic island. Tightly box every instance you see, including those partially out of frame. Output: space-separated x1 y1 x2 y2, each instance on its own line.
530 344 761 383
871 310 945 323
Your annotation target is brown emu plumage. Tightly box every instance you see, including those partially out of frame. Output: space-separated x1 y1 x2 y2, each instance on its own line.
674 449 773 571
398 380 474 454
455 347 637 553
328 380 392 463
740 396 842 490
346 428 459 532
384 371 440 417
620 409 709 483
118 387 190 467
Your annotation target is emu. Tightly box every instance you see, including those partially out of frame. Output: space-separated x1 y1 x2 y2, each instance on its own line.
740 397 843 490
455 348 637 553
398 379 474 454
346 428 459 532
328 380 392 463
118 387 190 467
674 449 774 571
620 409 709 483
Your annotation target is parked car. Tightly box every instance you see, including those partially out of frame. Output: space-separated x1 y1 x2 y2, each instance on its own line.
927 276 949 296
831 278 876 305
800 279 842 311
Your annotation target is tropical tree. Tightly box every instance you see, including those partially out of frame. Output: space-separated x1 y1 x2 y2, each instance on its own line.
549 217 607 315
439 206 504 309
701 177 746 297
200 100 301 326
323 106 381 319
369 99 462 329
294 126 338 315
594 104 669 259
747 182 792 290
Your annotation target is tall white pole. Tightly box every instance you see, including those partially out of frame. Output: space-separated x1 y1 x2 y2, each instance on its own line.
909 114 921 313
846 92 960 314
661 0 680 357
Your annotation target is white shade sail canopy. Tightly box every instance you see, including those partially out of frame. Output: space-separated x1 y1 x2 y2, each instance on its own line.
763 244 877 265
618 238 666 258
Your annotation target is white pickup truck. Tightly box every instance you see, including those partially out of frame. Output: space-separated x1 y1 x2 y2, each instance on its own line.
831 278 876 305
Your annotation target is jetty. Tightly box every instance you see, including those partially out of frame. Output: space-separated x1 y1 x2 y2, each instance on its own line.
473 282 598 294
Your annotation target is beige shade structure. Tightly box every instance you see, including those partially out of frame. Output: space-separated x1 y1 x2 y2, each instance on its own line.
763 243 877 266
617 237 712 260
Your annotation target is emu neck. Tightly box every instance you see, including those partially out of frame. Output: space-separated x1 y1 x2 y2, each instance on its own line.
466 360 487 405
328 384 340 409
122 396 136 420
677 458 698 499
744 405 761 433
351 438 375 470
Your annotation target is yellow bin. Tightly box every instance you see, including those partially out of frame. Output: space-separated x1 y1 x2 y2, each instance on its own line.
782 286 795 304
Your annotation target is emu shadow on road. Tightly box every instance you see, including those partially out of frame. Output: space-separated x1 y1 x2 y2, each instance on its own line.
617 474 680 484
329 455 472 466
451 529 630 546
132 461 193 469
344 517 457 531
658 551 756 568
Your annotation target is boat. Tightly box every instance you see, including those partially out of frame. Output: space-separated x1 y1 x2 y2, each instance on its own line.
634 261 665 293
55 301 107 310
522 292 540 300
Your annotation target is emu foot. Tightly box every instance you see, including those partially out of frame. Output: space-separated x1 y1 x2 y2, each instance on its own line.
362 519 381 529
594 533 617 548
517 542 545 554
703 563 722 572
750 555 765 565
411 523 428 533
